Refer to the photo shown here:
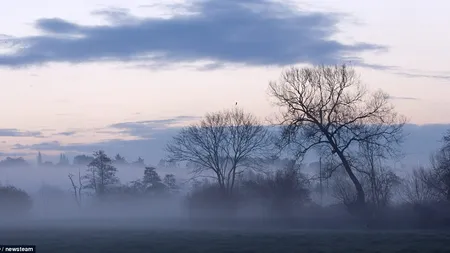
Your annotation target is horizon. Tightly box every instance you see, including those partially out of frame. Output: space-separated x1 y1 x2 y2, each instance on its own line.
0 123 448 169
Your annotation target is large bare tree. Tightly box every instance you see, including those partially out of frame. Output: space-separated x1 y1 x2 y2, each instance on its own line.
166 107 272 195
268 64 406 210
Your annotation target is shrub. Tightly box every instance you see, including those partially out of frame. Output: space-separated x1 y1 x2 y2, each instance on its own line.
0 185 33 217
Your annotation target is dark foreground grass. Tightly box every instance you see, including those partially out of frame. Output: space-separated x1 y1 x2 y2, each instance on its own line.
1 225 450 253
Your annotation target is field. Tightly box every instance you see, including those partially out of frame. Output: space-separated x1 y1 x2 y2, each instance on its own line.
2 221 450 253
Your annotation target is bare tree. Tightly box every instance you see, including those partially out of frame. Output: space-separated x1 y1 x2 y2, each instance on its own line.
401 168 440 204
422 131 450 201
68 168 84 207
268 64 406 210
166 107 272 196
330 167 357 205
356 142 401 208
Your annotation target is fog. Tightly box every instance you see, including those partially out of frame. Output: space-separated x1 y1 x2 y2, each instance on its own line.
0 163 429 232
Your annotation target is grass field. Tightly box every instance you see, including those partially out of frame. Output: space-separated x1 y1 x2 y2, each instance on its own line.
2 223 450 253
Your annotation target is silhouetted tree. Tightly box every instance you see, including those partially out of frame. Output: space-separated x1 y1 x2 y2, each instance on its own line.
0 185 32 217
243 164 311 217
83 150 119 198
68 168 84 207
164 174 178 190
356 142 401 208
420 130 450 201
143 166 160 184
132 157 145 167
57 153 70 166
73 154 94 166
268 64 406 212
0 157 29 168
114 153 127 165
127 167 168 196
143 167 167 193
401 168 439 204
158 159 167 168
36 152 43 167
167 107 272 196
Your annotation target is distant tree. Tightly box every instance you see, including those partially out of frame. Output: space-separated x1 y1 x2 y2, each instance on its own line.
163 174 178 191
159 158 178 168
143 167 167 193
268 64 406 212
36 152 43 167
330 168 357 205
0 157 29 168
365 168 400 208
157 159 167 168
73 155 94 166
83 150 119 198
132 157 146 167
0 185 32 217
114 154 127 165
167 107 272 196
128 167 168 195
166 160 178 168
356 142 401 208
57 153 70 166
143 167 161 185
420 130 450 201
401 168 440 204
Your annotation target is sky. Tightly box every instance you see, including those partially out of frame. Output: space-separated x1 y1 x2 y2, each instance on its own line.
0 0 449 165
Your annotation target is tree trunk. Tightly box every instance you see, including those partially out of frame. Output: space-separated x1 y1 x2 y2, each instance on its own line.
324 133 365 207
336 150 365 206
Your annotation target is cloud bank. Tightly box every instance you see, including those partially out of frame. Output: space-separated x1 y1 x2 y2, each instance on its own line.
0 0 384 68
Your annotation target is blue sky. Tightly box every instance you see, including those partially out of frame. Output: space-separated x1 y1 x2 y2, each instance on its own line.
0 0 449 165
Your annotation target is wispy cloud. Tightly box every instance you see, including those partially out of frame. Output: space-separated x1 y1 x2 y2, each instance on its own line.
395 71 450 80
0 129 43 137
109 116 199 138
54 131 77 136
388 96 420 101
0 151 35 157
0 0 385 69
14 141 61 150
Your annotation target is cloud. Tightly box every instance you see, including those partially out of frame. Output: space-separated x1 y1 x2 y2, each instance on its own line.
14 141 61 150
0 129 43 137
0 0 385 68
0 151 35 158
395 71 450 80
54 131 77 136
91 7 139 25
34 18 81 34
109 116 199 138
388 96 420 101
